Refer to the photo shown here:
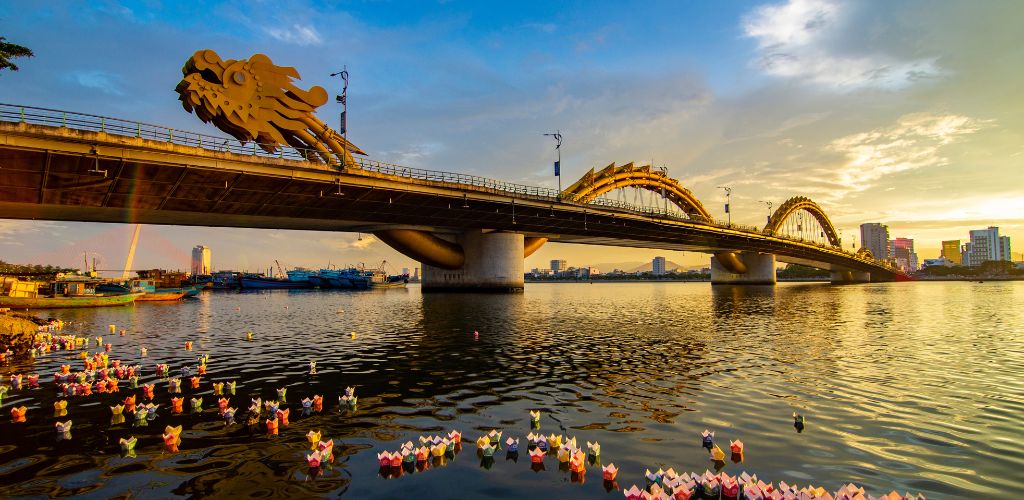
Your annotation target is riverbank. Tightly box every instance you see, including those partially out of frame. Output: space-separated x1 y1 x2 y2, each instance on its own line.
0 309 44 354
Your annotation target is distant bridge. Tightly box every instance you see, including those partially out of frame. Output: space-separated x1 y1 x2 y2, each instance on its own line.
0 103 905 291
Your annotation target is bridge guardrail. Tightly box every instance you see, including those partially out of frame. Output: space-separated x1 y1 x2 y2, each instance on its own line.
0 103 896 271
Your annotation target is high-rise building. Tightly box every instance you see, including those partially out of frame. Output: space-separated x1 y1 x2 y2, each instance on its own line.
550 259 567 273
859 223 890 261
652 256 667 275
889 238 917 272
191 245 211 276
941 240 962 265
968 226 1011 266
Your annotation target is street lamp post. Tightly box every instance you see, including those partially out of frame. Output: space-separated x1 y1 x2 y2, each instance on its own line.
543 131 563 199
717 186 732 226
758 200 772 229
330 66 349 169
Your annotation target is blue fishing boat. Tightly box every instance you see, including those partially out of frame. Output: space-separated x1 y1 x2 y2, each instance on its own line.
239 275 312 289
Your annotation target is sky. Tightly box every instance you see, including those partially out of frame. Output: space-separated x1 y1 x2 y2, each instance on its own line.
1 0 1022 274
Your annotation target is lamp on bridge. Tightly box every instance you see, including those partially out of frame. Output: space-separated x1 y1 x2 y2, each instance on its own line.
717 186 732 225
543 131 563 197
759 200 773 227
330 66 349 169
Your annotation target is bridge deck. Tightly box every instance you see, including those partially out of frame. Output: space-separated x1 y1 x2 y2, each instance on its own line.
0 106 900 279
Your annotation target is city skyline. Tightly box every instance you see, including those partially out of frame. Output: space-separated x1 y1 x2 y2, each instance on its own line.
1 0 1021 272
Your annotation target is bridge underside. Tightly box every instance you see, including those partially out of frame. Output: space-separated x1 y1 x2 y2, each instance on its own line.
0 123 898 287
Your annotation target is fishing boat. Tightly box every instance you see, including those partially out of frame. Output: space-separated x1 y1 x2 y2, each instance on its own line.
286 269 317 285
211 271 242 289
128 278 188 301
319 268 355 289
239 275 313 290
0 276 142 309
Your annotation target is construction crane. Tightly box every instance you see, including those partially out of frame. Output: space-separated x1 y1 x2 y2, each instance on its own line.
275 259 286 278
122 224 141 280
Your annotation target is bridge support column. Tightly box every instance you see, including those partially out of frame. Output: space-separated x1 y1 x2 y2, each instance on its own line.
830 270 871 284
422 230 525 293
710 252 776 285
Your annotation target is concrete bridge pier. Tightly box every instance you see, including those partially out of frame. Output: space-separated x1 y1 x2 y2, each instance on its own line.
421 230 525 293
830 270 871 284
710 252 777 285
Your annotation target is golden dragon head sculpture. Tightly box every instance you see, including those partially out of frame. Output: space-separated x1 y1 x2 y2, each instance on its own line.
175 49 364 166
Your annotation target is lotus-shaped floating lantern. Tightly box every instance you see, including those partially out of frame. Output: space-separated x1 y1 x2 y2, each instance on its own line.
307 450 322 468
266 417 279 435
587 441 601 459
529 447 545 463
415 446 429 462
163 425 182 452
167 378 181 394
223 407 237 425
55 420 72 440
119 436 137 453
191 397 203 413
623 485 645 500
710 444 726 462
10 406 27 423
171 397 184 414
602 463 619 481
142 383 155 400
377 451 392 467
276 387 287 401
54 399 68 411
265 400 280 416
276 408 290 427
702 429 715 449
506 437 519 452
307 430 321 450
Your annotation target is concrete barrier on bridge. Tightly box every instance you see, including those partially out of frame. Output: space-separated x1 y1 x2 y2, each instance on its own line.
421 230 525 293
710 252 777 285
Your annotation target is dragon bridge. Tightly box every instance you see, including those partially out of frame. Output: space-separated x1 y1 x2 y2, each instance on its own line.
175 49 365 166
561 162 713 221
763 196 841 248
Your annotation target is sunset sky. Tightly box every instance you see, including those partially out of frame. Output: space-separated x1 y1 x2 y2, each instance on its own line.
1 0 1021 273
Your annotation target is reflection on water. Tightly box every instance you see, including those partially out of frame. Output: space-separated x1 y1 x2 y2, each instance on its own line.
0 282 1022 497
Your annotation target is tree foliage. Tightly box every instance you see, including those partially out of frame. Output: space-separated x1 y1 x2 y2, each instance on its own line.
0 37 34 72
0 260 75 277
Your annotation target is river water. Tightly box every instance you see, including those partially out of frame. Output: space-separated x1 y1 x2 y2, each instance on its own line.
0 281 1021 498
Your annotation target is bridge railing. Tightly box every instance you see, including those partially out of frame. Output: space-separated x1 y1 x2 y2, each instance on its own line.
1 103 896 270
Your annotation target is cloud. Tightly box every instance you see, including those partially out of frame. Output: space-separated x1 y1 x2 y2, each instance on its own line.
264 23 323 45
827 112 988 195
742 0 941 90
66 70 124 95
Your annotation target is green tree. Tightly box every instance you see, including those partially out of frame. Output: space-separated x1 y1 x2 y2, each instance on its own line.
0 37 33 72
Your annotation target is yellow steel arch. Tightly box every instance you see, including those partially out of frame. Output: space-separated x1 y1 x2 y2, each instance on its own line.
856 247 874 259
561 162 713 221
764 196 841 247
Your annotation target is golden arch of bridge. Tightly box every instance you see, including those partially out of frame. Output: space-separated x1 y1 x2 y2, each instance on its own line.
0 50 905 291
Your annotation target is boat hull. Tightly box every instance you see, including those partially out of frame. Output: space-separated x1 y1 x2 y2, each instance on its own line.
239 277 312 289
136 291 188 301
0 293 142 309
